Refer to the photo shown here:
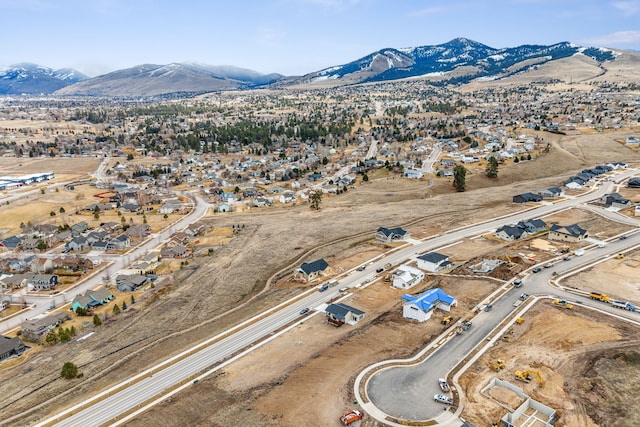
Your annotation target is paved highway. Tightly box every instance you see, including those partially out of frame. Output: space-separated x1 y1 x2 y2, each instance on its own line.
38 168 640 426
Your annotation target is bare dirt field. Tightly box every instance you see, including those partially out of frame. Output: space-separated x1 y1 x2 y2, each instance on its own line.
1 131 639 427
460 303 640 427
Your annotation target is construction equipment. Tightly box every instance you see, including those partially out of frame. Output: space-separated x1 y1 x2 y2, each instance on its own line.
492 359 506 372
552 299 574 309
514 370 544 387
615 253 625 259
383 274 391 283
515 317 524 324
589 292 612 303
441 316 453 325
438 378 450 392
502 255 515 267
502 336 511 343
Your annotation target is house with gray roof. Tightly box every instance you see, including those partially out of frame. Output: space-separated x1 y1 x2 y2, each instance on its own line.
295 258 329 283
376 227 410 243
548 224 588 242
417 252 451 272
21 312 69 341
0 335 25 361
325 303 365 327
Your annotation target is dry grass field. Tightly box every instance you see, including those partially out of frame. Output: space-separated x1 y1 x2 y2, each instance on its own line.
1 130 640 426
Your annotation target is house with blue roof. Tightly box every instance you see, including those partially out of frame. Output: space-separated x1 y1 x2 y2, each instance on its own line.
402 288 457 323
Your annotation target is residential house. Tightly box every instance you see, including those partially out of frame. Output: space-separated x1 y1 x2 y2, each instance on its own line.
0 274 27 290
169 232 190 246
512 193 542 203
416 252 452 272
1 236 22 250
548 224 588 242
108 234 130 251
254 197 272 207
279 193 297 204
564 177 585 189
515 219 547 234
403 169 424 179
601 193 631 209
325 303 365 327
185 222 206 237
159 198 183 214
496 225 527 241
116 274 149 292
3 259 27 273
130 261 156 275
295 258 329 283
71 221 89 236
71 287 114 312
402 288 457 323
27 274 59 291
21 313 69 341
392 265 425 290
21 237 41 251
92 241 109 251
65 236 89 253
30 257 54 274
160 244 188 258
0 335 26 361
539 187 564 199
217 203 231 213
376 227 410 243
86 230 109 245
126 224 151 239
628 178 640 188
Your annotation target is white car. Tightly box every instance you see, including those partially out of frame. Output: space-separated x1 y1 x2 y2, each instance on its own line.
434 394 453 405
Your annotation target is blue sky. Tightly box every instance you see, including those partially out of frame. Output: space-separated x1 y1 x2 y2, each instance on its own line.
2 0 639 76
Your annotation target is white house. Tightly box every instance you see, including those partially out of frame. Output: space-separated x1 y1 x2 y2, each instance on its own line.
402 288 457 323
403 169 424 179
392 265 425 290
416 252 451 272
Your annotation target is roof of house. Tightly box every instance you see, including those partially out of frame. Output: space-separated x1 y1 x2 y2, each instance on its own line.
21 312 69 332
0 335 24 355
550 223 587 237
299 258 329 275
497 225 526 238
417 252 449 263
325 303 364 320
402 288 455 312
377 226 408 237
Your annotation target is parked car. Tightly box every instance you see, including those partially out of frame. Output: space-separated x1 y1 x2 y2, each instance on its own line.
513 279 523 287
318 284 329 292
357 265 366 271
532 267 542 273
620 235 628 240
433 394 453 405
299 307 310 315
563 256 571 261
376 268 384 273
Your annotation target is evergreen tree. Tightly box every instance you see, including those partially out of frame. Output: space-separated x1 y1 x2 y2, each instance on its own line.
93 314 102 326
309 190 322 210
453 165 467 192
486 157 499 178
112 304 121 315
122 301 127 311
61 362 78 379
131 295 136 305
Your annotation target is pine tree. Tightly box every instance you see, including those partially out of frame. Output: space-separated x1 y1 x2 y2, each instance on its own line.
112 303 121 315
486 157 499 178
453 165 467 192
61 362 78 379
93 314 102 326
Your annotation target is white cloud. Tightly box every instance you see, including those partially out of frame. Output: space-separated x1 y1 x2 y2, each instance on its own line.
580 30 640 46
613 1 640 15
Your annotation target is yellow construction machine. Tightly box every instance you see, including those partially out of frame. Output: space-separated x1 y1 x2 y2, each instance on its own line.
515 317 525 324
492 359 506 372
514 370 543 387
441 316 453 325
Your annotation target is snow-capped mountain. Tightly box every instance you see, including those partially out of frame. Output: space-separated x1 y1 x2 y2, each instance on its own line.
290 38 618 86
0 63 88 94
54 63 283 97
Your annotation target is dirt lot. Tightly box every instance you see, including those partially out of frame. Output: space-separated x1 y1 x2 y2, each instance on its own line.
460 303 640 427
0 130 639 427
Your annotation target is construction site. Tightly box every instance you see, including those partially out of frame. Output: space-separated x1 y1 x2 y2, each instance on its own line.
459 302 640 427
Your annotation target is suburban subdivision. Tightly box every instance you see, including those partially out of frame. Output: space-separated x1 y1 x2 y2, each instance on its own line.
1 42 640 427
